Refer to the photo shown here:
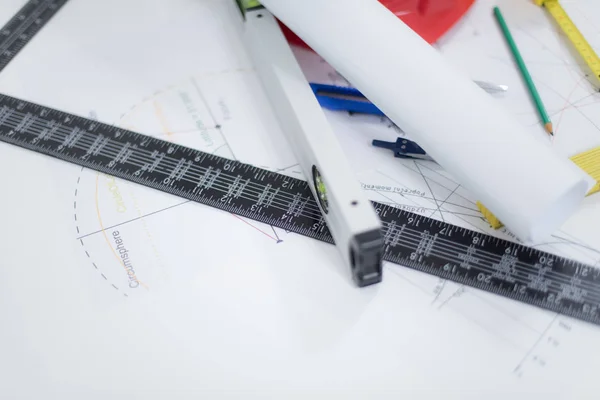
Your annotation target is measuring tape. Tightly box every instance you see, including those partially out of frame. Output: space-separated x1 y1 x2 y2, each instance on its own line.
535 0 600 84
2 0 600 326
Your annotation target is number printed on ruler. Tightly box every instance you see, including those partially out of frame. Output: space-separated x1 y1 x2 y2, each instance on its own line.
1 80 600 326
0 0 70 72
544 0 600 79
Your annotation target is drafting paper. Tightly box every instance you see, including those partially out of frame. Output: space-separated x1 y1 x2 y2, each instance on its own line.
0 0 599 399
260 0 595 243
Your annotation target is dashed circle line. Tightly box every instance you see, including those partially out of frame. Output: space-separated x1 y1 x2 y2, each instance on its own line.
71 80 189 296
70 71 261 296
70 86 171 296
69 86 164 297
74 167 129 298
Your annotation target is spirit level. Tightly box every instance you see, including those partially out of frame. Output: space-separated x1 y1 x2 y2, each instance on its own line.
235 0 385 286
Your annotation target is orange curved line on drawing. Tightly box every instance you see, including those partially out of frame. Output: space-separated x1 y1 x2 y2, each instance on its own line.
153 101 174 139
86 86 172 291
95 174 150 290
89 78 278 290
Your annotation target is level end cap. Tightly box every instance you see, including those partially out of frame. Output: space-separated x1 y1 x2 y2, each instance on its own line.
235 0 264 18
350 229 384 287
235 0 263 12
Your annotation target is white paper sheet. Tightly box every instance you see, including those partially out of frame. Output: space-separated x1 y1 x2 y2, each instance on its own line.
0 0 599 398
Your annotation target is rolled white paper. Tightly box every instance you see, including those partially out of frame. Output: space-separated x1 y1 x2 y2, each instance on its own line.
259 0 595 243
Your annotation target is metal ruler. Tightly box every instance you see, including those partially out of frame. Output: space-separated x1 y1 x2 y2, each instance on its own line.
0 0 68 73
535 0 600 85
2 93 600 326
2 0 600 326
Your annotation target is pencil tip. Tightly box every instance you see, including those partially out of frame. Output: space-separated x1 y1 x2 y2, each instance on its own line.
544 122 554 136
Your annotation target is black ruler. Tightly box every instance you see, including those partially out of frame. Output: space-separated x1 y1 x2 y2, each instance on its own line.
0 0 68 72
1 0 600 326
1 92 600 325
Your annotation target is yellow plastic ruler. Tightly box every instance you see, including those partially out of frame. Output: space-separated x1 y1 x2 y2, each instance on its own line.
571 146 600 195
479 146 600 229
535 0 600 84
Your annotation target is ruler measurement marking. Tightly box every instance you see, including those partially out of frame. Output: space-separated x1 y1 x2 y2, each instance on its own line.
1 98 598 307
543 0 600 81
0 1 51 53
2 108 592 294
0 0 69 72
0 113 319 213
1 1 600 323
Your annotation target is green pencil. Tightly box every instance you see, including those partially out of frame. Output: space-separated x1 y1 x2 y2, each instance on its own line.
493 6 553 136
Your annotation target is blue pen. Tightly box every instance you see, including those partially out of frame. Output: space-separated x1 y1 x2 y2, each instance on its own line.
309 83 385 116
309 81 507 117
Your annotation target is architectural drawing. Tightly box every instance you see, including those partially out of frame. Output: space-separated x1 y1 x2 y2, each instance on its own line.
0 0 599 397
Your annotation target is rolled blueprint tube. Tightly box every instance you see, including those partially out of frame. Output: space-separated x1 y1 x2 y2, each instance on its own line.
259 0 595 243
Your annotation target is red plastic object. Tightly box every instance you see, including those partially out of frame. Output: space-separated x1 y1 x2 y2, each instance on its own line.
279 0 475 47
